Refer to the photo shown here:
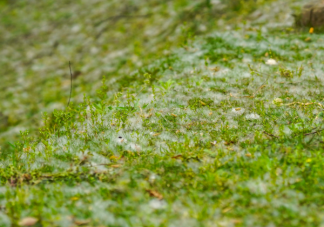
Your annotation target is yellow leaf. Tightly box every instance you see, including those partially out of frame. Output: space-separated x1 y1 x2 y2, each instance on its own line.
199 100 206 106
222 207 232 213
309 27 314 34
70 197 79 201
109 155 120 160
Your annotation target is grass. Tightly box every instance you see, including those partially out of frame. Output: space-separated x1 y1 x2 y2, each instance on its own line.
0 0 233 146
2 0 324 226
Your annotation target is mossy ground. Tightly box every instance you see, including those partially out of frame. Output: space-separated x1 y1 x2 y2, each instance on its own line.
1 0 324 226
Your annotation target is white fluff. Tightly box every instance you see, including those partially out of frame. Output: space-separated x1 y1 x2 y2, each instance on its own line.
245 113 261 120
231 107 245 115
265 59 277 65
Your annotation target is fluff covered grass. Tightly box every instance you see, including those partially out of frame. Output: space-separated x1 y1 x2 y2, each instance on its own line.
2 27 324 226
1 0 324 226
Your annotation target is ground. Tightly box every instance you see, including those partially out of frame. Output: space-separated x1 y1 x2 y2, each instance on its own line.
1 0 324 226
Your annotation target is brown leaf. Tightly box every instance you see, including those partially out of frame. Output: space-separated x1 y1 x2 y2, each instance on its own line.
19 217 38 226
171 154 183 159
144 113 153 118
74 219 91 226
22 174 32 181
110 164 122 168
9 177 16 187
232 219 243 224
209 66 220 72
146 189 163 200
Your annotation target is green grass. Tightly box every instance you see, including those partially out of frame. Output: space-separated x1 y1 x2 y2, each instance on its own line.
2 0 324 226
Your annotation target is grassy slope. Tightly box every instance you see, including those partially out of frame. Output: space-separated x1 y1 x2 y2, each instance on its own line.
0 0 226 148
3 0 324 226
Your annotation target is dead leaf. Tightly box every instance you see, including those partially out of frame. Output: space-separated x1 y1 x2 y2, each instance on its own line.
9 177 16 187
23 146 31 152
209 67 220 72
232 219 242 224
172 154 183 159
146 189 163 200
210 141 217 146
110 164 122 168
22 174 31 181
109 155 120 160
222 207 232 213
19 217 38 226
74 219 91 226
199 100 206 106
144 113 152 118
